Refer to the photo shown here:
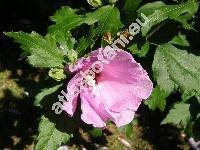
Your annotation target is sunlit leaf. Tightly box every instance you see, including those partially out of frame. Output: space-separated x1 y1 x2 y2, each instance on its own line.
138 1 199 36
85 5 122 35
153 43 200 100
5 32 65 68
35 116 71 150
48 6 84 33
35 84 62 107
145 86 169 111
161 103 190 126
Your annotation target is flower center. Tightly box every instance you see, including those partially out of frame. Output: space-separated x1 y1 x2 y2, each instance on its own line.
85 75 96 87
84 74 102 96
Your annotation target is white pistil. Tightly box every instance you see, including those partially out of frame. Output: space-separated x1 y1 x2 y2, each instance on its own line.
85 75 96 87
85 75 102 96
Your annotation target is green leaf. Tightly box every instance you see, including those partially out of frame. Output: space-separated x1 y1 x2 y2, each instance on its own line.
51 30 78 62
170 33 190 46
89 128 103 137
153 43 200 100
35 84 62 106
161 103 190 126
122 0 142 24
124 0 142 13
128 43 138 54
76 28 96 56
49 5 122 36
52 30 76 54
85 5 122 35
139 42 150 57
35 116 71 150
184 121 194 137
128 42 150 57
74 6 122 54
48 6 84 33
76 37 89 53
123 123 134 139
145 86 169 111
118 120 138 139
173 13 196 30
138 1 165 16
48 6 122 53
5 32 65 68
138 1 199 36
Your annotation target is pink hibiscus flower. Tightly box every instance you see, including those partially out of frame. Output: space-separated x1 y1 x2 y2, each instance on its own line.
63 47 153 128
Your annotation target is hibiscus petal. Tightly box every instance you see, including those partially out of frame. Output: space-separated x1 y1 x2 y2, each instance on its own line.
62 74 82 116
68 54 99 73
80 91 107 127
80 85 139 127
107 108 136 127
95 81 141 112
95 49 153 112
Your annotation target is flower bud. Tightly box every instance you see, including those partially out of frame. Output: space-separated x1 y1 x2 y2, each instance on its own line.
87 0 103 8
48 68 66 81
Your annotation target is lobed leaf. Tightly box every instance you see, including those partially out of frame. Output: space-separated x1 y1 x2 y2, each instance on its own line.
5 32 65 68
161 103 190 126
35 116 71 150
128 42 150 57
138 1 199 36
35 84 62 107
145 86 169 111
48 6 84 33
153 43 200 101
85 5 122 35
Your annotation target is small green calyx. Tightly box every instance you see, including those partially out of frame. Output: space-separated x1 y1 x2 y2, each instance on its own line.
48 68 66 81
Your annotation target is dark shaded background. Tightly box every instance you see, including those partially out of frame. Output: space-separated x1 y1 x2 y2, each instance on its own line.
0 1 77 149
